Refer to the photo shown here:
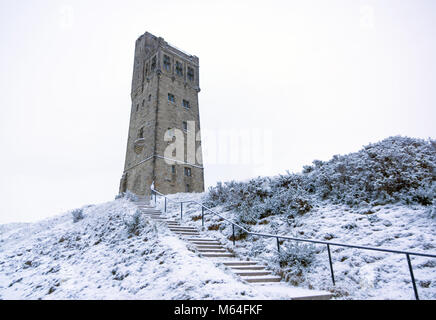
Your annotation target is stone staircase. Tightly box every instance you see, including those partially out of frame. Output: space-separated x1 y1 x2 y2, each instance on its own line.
134 200 332 299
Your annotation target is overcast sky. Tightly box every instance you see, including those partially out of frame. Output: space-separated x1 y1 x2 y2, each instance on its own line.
1 0 435 224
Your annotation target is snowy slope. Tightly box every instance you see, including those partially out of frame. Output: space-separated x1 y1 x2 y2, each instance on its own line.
159 193 436 300
0 198 325 300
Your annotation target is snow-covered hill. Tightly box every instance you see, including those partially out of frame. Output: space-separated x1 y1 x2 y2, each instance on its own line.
0 198 322 300
159 193 436 300
1 136 434 300
164 136 436 300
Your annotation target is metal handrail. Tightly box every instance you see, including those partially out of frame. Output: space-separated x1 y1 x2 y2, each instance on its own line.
150 188 436 300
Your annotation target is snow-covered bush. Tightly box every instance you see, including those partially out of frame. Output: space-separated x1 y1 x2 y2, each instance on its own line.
272 242 317 284
206 136 435 221
116 190 139 202
71 209 84 223
125 210 144 236
428 204 436 219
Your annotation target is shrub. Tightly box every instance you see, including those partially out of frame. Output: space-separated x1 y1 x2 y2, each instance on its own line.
116 190 139 202
428 204 436 219
205 136 435 221
71 209 84 223
273 242 317 284
276 242 316 268
125 210 144 236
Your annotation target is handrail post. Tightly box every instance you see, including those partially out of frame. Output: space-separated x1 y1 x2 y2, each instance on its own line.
154 192 157 206
327 244 335 286
276 237 280 253
164 197 167 213
201 207 204 227
406 254 419 300
232 224 235 246
180 202 183 221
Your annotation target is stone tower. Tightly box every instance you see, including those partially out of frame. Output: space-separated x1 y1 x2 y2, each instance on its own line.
119 32 204 197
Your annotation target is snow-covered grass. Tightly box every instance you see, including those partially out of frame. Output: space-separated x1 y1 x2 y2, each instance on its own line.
159 192 436 300
0 198 324 300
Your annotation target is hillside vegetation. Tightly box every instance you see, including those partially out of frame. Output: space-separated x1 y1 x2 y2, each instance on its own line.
206 136 436 223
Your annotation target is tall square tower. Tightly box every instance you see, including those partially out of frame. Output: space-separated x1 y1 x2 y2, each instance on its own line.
119 32 204 197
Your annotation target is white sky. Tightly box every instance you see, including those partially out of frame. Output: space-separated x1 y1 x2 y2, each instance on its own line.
1 0 435 224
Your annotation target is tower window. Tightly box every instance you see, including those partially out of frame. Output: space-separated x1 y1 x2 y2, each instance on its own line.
136 104 139 112
175 61 183 76
184 167 191 177
182 100 190 109
168 93 175 103
187 67 194 81
171 165 176 174
185 184 190 192
163 55 171 71
148 94 151 102
151 56 156 71
138 127 144 139
142 100 145 108
145 63 149 76
182 121 188 132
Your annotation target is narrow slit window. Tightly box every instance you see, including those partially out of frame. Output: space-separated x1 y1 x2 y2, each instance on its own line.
182 121 188 132
163 55 171 71
187 67 194 81
182 100 190 109
184 167 191 177
176 61 183 76
168 93 175 103
151 56 156 71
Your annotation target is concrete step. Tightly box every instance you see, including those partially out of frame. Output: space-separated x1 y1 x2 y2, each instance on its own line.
195 245 225 249
201 253 235 258
242 276 281 283
230 266 265 270
187 238 218 242
222 261 259 266
190 241 221 245
174 232 200 236
169 228 199 232
173 230 200 233
169 226 198 230
172 231 200 235
234 270 271 276
197 249 227 253
175 233 201 236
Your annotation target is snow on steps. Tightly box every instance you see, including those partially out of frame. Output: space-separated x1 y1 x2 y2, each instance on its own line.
136 203 332 300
